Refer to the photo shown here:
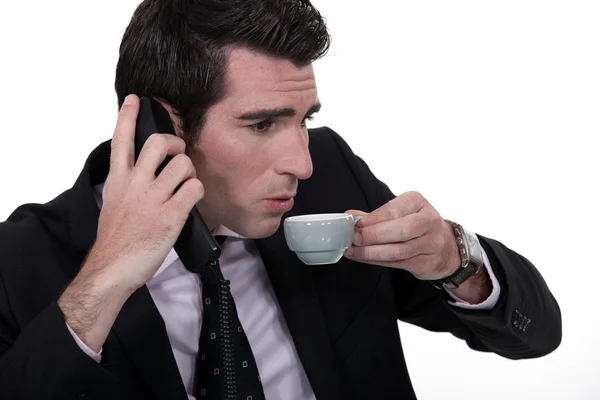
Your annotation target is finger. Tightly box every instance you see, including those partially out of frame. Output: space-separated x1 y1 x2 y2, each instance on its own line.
345 234 435 262
359 191 426 227
167 178 205 215
357 212 431 246
344 250 436 276
133 133 187 182
387 254 438 279
152 154 197 202
110 94 140 176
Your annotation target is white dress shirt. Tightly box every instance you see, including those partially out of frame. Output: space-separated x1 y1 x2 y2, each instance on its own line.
65 182 500 399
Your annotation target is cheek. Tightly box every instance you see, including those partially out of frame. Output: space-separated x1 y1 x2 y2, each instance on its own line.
200 152 255 203
191 129 271 207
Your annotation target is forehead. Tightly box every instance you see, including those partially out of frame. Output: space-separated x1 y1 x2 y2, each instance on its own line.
224 47 317 98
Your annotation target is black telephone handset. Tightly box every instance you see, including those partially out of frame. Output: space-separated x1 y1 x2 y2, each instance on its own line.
133 97 221 272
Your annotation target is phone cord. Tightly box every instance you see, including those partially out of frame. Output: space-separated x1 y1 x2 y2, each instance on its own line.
217 270 237 400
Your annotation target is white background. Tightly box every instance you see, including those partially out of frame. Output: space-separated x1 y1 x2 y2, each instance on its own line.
1 1 598 399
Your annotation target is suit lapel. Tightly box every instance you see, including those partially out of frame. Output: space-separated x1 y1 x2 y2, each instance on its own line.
67 140 187 400
111 286 188 399
255 219 347 400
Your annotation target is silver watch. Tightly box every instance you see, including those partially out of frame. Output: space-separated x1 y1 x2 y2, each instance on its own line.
430 220 484 290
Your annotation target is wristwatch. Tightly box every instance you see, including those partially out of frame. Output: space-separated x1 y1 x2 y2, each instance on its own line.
430 220 484 290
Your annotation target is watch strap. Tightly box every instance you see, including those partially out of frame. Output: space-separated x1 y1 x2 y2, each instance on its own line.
430 220 484 290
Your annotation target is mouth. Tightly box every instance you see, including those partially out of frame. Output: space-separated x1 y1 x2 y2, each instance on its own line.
264 196 295 213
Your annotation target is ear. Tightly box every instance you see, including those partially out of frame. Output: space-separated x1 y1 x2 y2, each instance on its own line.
154 97 185 138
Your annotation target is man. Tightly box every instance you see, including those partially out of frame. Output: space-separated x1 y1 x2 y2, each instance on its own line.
0 0 561 399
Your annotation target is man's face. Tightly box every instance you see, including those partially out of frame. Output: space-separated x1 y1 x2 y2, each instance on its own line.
189 47 319 238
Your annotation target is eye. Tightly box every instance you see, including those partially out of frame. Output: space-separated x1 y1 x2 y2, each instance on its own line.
301 115 315 127
248 120 274 133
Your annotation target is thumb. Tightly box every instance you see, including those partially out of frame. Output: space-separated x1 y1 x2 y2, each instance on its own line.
344 209 369 228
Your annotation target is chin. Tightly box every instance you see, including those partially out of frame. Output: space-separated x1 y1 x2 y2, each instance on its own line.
243 215 283 239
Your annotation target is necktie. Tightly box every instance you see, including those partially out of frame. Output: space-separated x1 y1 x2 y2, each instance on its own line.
194 235 266 400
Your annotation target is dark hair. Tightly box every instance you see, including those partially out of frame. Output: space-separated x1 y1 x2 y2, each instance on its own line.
114 0 331 147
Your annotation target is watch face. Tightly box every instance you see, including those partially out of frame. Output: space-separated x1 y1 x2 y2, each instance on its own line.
464 228 483 265
466 231 478 249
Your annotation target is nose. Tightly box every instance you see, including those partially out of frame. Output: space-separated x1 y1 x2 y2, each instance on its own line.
273 128 313 180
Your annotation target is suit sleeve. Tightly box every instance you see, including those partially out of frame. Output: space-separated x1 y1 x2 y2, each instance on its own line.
324 126 562 360
0 273 118 399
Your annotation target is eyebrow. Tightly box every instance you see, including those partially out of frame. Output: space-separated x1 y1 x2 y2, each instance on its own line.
236 102 322 121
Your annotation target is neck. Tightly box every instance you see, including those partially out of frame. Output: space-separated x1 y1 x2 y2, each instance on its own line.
196 204 219 232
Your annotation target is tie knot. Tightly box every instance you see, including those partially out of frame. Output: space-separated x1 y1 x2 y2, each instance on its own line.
215 235 228 247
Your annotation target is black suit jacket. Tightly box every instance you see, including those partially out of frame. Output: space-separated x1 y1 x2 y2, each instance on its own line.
0 127 561 400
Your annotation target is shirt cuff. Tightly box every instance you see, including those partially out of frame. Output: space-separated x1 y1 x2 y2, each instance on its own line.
445 248 500 310
66 322 103 363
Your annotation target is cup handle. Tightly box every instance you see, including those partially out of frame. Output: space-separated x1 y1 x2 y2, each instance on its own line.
353 215 363 226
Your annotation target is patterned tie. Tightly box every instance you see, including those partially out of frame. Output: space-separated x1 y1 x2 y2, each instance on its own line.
194 235 266 400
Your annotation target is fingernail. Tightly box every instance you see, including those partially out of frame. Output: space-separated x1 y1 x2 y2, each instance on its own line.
123 94 135 105
354 232 362 246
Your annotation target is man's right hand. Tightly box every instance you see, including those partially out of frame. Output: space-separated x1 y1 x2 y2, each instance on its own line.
89 94 204 290
58 94 204 353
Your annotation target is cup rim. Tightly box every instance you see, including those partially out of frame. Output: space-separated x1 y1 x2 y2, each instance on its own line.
284 213 352 222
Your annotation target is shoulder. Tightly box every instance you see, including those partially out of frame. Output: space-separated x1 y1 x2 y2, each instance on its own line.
308 126 347 149
0 189 72 274
308 126 359 165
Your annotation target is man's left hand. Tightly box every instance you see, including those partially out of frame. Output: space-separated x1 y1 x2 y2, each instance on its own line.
344 191 462 281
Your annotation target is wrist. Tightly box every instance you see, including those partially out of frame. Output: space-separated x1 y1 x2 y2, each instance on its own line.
83 246 144 295
444 219 462 269
447 265 493 304
58 265 133 352
431 220 484 290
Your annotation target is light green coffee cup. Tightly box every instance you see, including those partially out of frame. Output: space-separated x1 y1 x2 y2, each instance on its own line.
283 213 363 265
